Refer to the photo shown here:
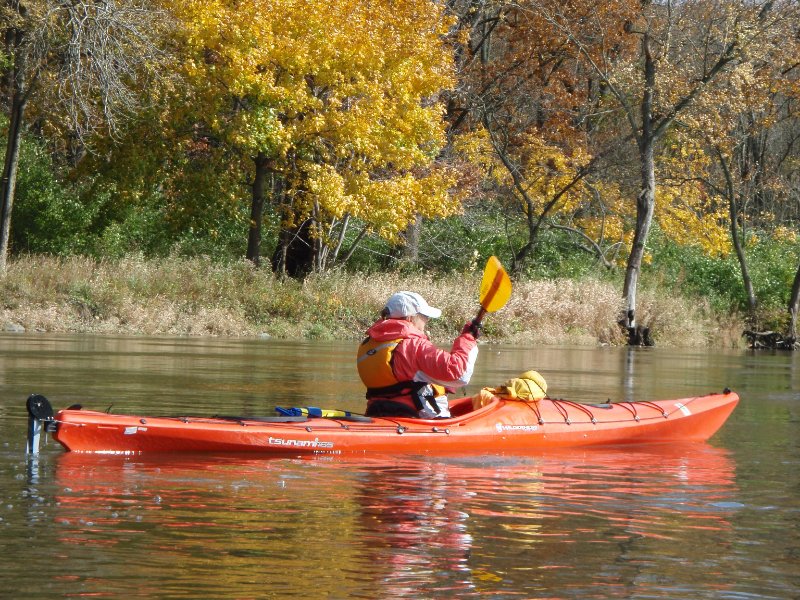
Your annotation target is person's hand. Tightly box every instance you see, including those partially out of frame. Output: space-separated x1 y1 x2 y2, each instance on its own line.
461 320 482 339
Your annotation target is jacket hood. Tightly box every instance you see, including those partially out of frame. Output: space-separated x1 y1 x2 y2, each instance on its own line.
366 318 427 342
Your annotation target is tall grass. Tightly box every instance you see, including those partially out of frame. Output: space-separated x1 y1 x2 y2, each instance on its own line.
0 255 743 346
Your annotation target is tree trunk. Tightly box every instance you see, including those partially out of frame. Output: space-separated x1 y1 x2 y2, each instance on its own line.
398 215 422 267
512 195 540 273
0 90 26 274
716 146 757 323
621 141 656 345
788 262 800 343
0 18 28 274
621 33 656 346
272 218 313 278
245 152 269 266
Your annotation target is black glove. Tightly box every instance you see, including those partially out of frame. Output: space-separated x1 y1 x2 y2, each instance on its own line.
461 320 482 339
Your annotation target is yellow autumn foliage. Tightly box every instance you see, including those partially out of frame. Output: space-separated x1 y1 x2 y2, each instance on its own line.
493 134 589 213
574 181 628 260
773 226 798 244
160 0 459 243
655 183 731 257
655 133 732 257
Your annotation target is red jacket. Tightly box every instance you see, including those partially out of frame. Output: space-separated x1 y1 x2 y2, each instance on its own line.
361 319 478 410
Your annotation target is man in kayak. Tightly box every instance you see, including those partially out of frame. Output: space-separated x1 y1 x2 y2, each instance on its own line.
357 291 480 418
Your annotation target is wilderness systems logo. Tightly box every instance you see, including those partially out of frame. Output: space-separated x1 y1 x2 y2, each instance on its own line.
495 423 539 433
268 436 334 449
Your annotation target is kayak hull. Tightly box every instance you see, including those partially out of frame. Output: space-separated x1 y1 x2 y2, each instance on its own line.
50 390 739 455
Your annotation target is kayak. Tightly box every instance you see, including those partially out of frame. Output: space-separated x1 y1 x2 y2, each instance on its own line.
27 389 739 456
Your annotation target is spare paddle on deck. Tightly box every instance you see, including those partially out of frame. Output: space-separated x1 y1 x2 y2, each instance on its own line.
474 256 512 328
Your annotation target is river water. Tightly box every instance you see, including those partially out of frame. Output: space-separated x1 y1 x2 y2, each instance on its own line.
0 334 798 599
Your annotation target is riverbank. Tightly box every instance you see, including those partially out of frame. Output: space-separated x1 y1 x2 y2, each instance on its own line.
0 255 745 347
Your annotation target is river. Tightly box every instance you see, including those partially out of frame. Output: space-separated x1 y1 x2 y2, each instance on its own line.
0 334 798 598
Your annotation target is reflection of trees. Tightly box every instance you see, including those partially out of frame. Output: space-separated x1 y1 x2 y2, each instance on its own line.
463 446 737 596
50 454 369 597
45 445 737 598
352 446 737 596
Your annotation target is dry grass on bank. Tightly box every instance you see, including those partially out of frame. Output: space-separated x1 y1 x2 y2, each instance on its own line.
0 255 744 347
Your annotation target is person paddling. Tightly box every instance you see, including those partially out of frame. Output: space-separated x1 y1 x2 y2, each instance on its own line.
357 291 480 418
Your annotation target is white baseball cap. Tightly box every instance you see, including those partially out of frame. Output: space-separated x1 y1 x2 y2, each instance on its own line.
384 291 442 319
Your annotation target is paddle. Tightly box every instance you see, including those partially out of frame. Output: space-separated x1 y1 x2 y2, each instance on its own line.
473 255 512 330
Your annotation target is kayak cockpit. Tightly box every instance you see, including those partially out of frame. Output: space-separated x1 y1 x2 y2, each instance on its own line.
389 394 503 425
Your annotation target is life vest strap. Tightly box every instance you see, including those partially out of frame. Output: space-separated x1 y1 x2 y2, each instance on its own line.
366 380 426 402
367 381 447 414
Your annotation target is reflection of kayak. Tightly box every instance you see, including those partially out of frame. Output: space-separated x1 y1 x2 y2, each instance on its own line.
46 439 738 599
30 389 739 455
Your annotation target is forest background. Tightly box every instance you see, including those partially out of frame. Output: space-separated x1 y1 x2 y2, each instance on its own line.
1 0 799 347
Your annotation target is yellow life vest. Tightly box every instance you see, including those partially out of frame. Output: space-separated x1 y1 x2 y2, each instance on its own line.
356 337 403 391
356 336 447 403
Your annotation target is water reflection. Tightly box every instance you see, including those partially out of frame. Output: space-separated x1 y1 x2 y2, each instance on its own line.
2 335 798 599
46 443 737 598
354 460 476 596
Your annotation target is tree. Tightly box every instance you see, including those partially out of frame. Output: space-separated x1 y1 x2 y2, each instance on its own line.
524 0 798 343
661 7 800 329
445 1 622 274
161 0 461 275
790 263 800 344
0 0 167 272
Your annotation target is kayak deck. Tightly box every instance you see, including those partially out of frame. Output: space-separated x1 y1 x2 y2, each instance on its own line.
43 390 740 455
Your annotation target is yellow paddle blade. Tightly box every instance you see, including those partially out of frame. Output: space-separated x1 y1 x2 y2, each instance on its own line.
479 256 512 313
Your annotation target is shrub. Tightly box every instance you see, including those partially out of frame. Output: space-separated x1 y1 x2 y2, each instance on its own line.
11 134 98 255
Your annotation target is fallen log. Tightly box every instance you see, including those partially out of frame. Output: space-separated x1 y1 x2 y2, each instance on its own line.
743 330 799 350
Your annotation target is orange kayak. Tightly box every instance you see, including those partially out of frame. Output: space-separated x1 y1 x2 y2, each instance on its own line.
34 389 739 456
